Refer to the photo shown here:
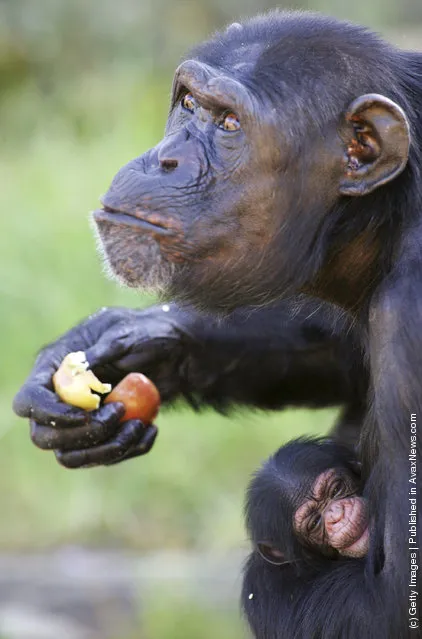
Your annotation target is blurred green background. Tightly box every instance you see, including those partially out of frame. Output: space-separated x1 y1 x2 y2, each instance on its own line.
0 1 421 637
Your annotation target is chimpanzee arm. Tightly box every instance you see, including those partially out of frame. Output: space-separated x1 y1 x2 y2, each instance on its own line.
364 257 422 623
180 298 365 413
13 298 365 467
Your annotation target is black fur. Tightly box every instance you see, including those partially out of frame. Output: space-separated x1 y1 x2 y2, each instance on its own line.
242 438 417 639
13 10 422 634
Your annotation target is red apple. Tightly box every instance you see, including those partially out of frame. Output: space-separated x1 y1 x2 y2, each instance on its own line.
104 373 160 423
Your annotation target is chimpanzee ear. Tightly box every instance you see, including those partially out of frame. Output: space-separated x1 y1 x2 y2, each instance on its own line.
339 93 410 196
257 542 287 566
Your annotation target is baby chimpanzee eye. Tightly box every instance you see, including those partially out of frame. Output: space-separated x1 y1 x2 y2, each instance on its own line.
308 513 322 532
330 480 344 498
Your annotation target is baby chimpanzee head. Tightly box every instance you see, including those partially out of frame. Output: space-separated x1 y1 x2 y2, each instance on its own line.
246 438 368 565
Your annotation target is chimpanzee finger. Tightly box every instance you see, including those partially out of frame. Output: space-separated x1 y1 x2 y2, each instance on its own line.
29 403 126 451
105 424 158 464
13 383 90 427
54 419 145 468
85 336 129 369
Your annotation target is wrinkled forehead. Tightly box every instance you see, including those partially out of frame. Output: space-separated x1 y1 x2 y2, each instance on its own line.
269 445 354 507
186 22 269 77
285 469 321 510
181 46 331 140
185 17 396 135
293 468 337 513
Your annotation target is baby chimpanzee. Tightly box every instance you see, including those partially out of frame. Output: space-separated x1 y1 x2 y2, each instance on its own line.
242 439 377 639
246 438 368 566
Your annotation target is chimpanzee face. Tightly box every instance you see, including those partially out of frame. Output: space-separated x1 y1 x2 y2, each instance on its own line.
92 14 410 313
257 467 368 564
293 468 369 558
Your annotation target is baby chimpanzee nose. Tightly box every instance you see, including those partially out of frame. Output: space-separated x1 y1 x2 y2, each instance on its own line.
325 502 344 526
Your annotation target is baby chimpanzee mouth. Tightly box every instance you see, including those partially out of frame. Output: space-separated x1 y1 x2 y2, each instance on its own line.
341 526 369 557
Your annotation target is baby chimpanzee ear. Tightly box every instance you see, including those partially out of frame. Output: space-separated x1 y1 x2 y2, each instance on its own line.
257 542 288 566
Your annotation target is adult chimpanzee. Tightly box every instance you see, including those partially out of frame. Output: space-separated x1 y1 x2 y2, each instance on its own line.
242 439 374 638
13 10 421 637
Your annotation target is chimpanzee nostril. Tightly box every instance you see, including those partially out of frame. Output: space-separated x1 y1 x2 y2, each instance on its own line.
160 158 179 170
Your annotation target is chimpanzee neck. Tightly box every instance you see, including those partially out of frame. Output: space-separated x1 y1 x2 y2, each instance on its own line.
302 228 383 313
304 175 421 315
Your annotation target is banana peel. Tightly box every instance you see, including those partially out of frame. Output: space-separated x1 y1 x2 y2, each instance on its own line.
52 351 111 411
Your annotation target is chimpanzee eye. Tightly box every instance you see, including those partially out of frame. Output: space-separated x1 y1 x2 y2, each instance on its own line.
308 513 322 532
331 480 344 498
181 93 196 113
219 112 241 132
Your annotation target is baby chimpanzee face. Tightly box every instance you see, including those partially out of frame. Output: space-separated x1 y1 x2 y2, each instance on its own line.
293 468 368 558
246 438 369 566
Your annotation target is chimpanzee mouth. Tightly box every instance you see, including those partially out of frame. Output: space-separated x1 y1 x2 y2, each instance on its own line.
93 206 173 237
341 526 369 557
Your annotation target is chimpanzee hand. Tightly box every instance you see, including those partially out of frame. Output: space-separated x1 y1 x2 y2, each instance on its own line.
14 299 365 468
13 304 191 468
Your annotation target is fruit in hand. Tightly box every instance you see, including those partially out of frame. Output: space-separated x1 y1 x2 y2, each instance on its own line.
53 353 160 422
53 351 111 411
104 373 160 423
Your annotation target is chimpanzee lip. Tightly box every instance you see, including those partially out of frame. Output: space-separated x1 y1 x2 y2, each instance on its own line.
93 206 173 236
341 525 369 555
